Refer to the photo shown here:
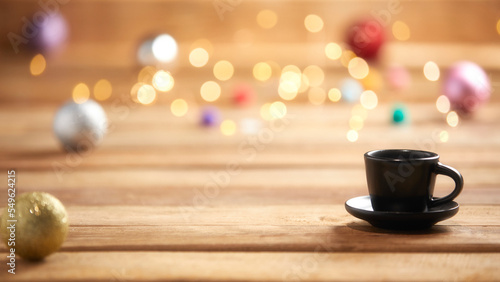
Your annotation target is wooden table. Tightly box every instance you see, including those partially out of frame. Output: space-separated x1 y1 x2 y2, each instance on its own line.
1 0 500 280
0 102 499 281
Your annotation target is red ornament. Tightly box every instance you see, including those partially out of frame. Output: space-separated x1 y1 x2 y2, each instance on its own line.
233 84 254 106
346 18 385 60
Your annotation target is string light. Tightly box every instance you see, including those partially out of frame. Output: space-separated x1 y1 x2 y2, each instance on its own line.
436 95 451 113
137 84 156 105
424 61 440 81
360 90 378 110
348 57 369 79
94 79 112 101
446 111 459 127
253 62 272 82
256 10 278 29
152 70 174 92
213 60 234 81
328 88 342 102
392 21 410 41
171 99 188 117
200 81 221 102
220 120 237 136
72 83 90 104
189 48 209 67
30 54 46 76
325 43 342 60
304 14 324 33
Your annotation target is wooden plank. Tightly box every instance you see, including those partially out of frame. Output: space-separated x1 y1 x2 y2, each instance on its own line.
0 205 499 253
0 252 499 281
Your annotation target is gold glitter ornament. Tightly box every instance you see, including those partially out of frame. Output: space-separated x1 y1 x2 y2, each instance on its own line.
0 192 69 261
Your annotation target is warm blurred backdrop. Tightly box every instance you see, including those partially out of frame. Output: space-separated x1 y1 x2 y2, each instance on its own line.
1 0 499 106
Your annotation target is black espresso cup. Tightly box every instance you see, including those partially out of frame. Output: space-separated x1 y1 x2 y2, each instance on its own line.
364 149 463 212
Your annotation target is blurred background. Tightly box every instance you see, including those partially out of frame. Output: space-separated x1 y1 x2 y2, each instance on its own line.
1 0 499 104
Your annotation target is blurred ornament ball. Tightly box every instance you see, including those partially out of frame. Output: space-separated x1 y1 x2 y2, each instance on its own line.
137 33 178 67
443 61 491 115
391 104 408 124
233 84 254 106
200 106 221 127
386 64 411 91
346 18 385 60
340 78 364 103
53 99 107 152
1 192 69 261
31 12 68 53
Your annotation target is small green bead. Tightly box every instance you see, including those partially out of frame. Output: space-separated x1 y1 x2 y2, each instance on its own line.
392 107 406 123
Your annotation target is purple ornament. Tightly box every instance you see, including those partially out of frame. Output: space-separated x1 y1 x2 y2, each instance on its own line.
200 106 221 127
443 61 490 115
32 12 68 53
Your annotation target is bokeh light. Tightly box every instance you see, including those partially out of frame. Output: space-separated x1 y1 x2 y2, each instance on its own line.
191 38 214 56
282 65 301 74
349 116 364 130
130 82 145 103
348 57 369 79
256 9 278 29
298 74 310 93
328 88 342 102
436 95 451 113
439 130 449 143
360 90 378 110
30 54 46 76
303 65 325 87
446 111 459 127
340 50 357 68
253 62 272 82
138 66 157 84
352 104 368 120
497 19 500 35
308 87 326 105
392 21 410 41
72 83 90 104
200 81 221 102
213 60 234 81
152 70 174 92
260 103 273 121
220 120 237 136
137 84 156 105
347 129 359 142
361 69 383 91
171 99 188 117
279 69 302 100
189 47 209 67
304 14 324 33
152 34 178 63
424 61 440 81
325 43 342 60
270 101 287 119
94 79 112 101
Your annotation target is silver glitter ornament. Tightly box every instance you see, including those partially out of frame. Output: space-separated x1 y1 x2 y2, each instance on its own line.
53 99 107 152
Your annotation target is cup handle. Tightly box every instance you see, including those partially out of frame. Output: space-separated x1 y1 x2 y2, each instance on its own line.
430 162 464 206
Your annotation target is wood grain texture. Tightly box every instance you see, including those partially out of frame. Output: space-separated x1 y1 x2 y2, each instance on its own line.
1 252 499 282
1 0 500 280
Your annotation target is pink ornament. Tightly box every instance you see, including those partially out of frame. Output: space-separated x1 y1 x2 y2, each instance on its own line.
386 64 411 91
443 61 491 115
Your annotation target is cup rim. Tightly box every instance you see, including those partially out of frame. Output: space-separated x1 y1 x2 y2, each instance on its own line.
365 149 439 161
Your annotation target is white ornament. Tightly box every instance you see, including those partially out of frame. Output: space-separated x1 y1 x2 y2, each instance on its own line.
53 99 107 152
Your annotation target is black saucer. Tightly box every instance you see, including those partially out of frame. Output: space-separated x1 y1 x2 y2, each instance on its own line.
345 196 459 230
